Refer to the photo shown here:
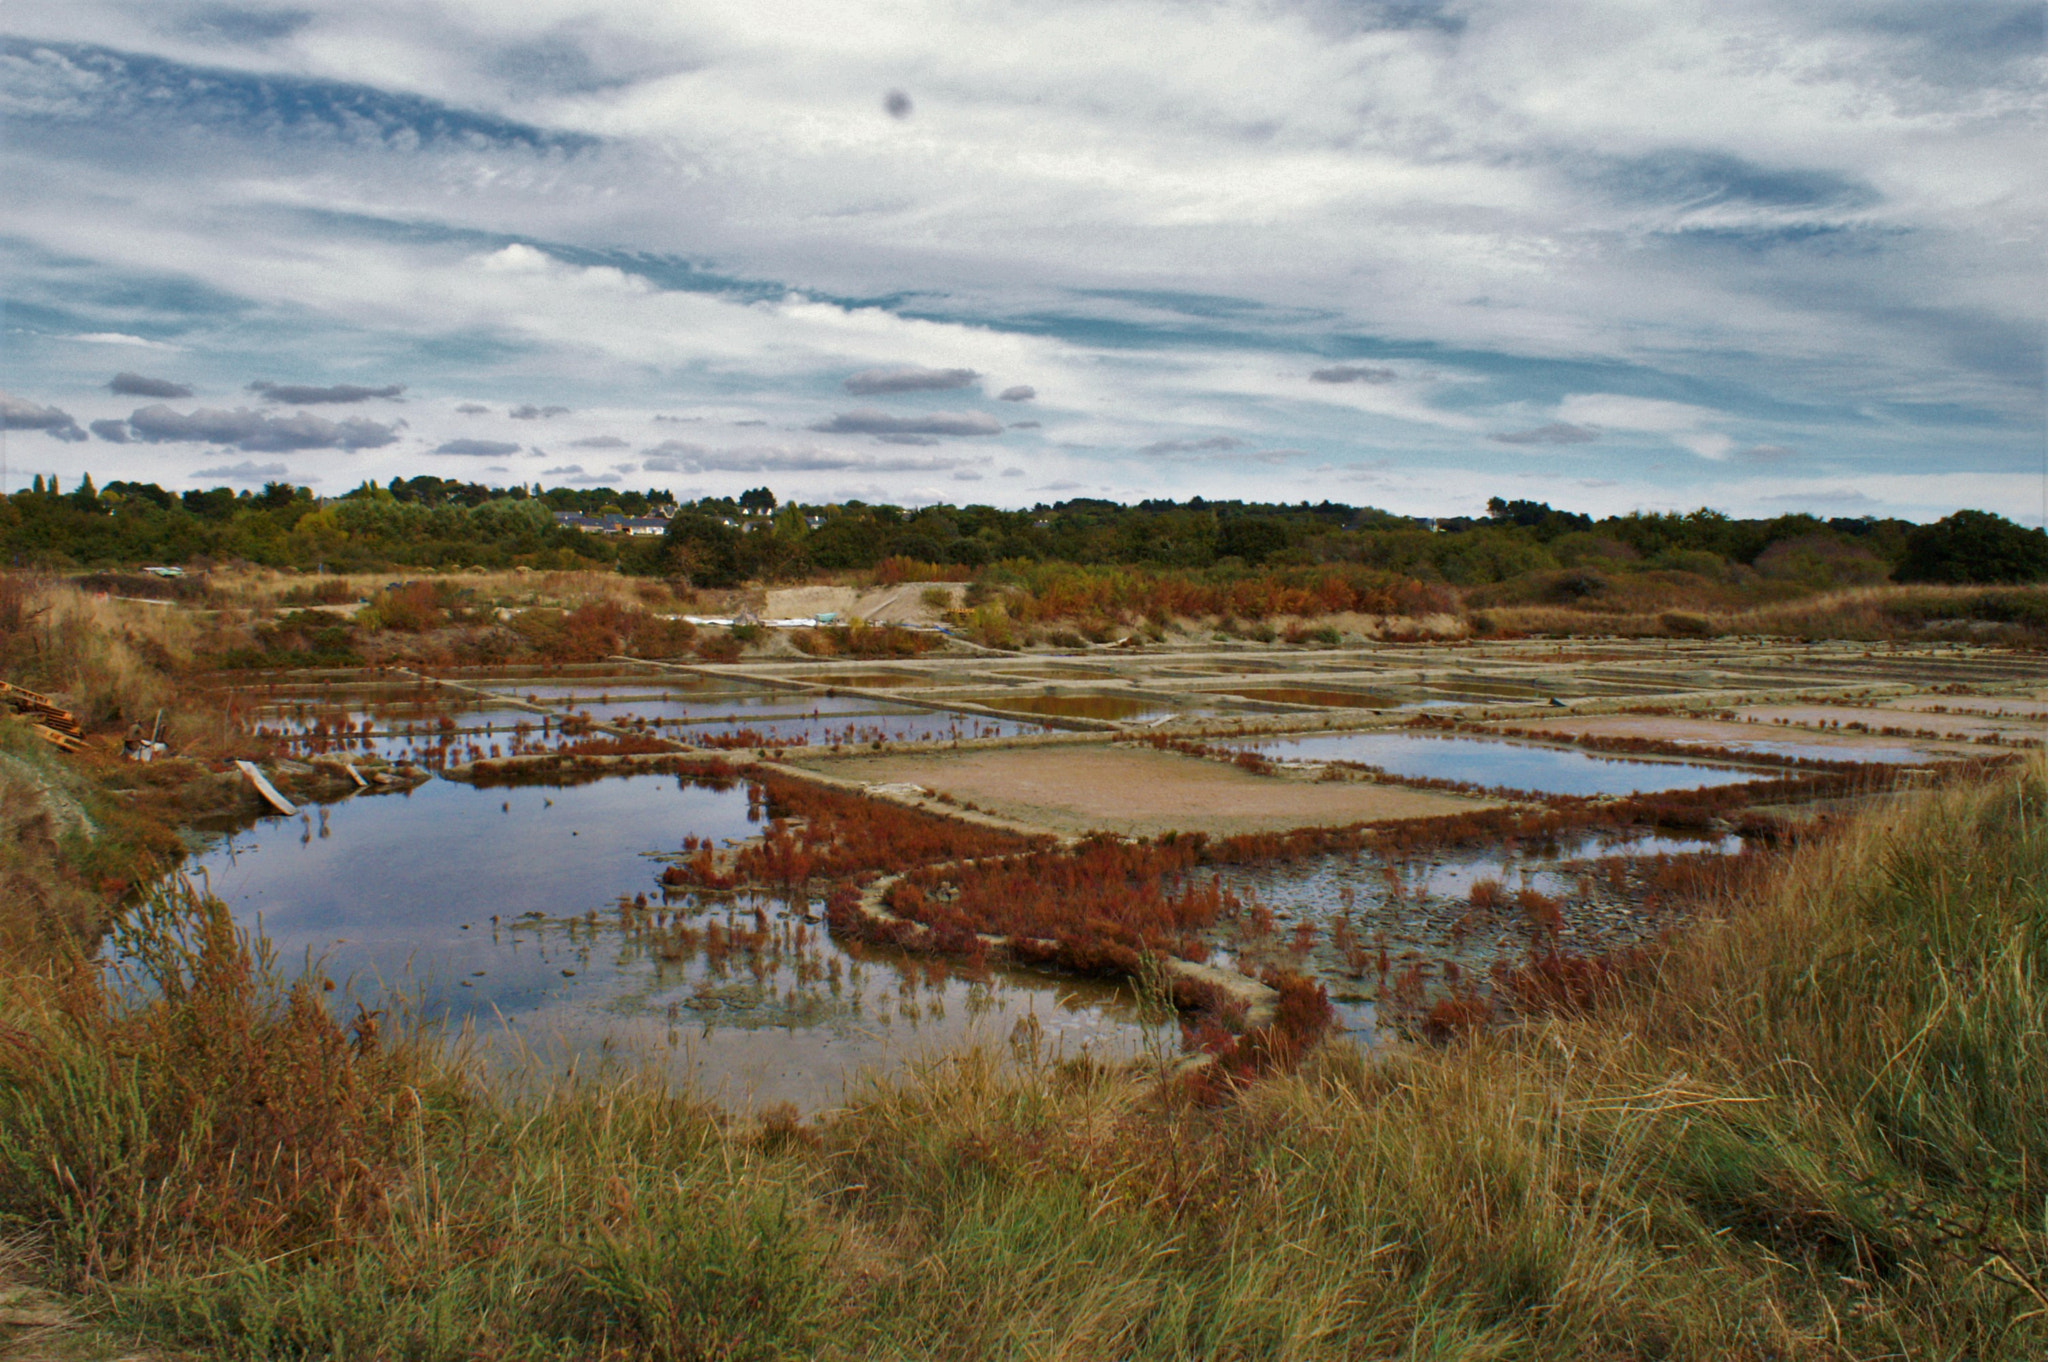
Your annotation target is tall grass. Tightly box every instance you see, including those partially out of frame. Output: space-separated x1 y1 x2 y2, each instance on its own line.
1483 581 2048 643
0 759 2042 1358
0 577 201 732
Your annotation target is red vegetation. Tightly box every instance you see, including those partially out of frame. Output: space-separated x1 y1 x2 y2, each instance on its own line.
664 770 1044 894
874 835 1230 977
1421 989 1493 1041
1492 946 1644 1018
509 601 697 662
1180 970 1335 1100
556 734 677 758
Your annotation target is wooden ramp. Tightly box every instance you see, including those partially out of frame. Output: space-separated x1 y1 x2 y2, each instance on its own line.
0 681 88 752
235 760 299 815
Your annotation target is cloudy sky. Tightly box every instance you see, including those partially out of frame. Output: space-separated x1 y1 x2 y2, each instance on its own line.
0 2 2041 521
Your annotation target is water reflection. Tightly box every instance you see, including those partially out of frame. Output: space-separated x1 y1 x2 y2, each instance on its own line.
1229 731 1761 796
1195 830 1742 1035
175 772 1168 1110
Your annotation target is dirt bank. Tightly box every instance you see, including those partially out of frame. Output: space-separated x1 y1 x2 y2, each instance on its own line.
764 582 963 625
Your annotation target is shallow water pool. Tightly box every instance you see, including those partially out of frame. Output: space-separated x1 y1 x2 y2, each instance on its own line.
1230 731 1761 796
174 773 1167 1109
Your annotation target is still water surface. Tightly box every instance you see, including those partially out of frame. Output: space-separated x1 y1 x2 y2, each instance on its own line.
1229 731 1762 796
178 773 1168 1110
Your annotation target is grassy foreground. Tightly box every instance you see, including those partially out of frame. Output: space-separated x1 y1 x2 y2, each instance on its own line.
1 762 2044 1359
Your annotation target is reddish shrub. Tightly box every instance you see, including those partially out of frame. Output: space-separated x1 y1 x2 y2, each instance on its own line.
1421 990 1492 1041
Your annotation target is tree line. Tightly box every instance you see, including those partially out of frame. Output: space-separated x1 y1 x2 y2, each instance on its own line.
2 473 2041 589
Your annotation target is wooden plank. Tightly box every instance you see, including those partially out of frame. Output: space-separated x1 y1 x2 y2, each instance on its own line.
234 760 299 815
33 725 87 753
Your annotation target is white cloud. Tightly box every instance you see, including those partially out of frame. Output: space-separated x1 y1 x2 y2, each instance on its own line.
0 0 2035 512
1554 394 1738 460
64 331 183 350
191 459 300 484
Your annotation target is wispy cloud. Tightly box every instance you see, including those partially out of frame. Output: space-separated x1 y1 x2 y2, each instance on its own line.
64 332 182 350
435 438 522 456
641 440 959 474
1139 435 1246 456
191 459 301 483
843 366 979 395
1489 422 1600 446
1310 365 1397 385
109 372 193 398
125 404 403 451
509 403 570 419
810 410 1002 437
248 381 405 404
0 393 86 441
540 462 637 483
1554 395 1734 460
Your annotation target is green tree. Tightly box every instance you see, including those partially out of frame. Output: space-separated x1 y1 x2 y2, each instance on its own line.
663 512 744 587
1895 510 2048 584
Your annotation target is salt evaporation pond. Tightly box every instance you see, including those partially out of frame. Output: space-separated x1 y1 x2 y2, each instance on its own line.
1230 731 1763 796
1663 737 1937 764
489 686 1050 745
175 772 1168 1110
1196 829 1744 1036
254 682 1050 756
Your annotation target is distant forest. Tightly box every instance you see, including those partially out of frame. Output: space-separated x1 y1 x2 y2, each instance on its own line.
2 472 2042 591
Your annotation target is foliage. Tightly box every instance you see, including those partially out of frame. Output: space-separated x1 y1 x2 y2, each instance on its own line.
1896 509 2048 584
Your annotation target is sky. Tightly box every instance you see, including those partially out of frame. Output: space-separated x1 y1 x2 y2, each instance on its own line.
0 1 2042 522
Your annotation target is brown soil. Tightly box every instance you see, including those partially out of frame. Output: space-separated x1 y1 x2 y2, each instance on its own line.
791 744 1497 839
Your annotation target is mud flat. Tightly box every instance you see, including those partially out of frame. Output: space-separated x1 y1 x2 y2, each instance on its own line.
788 743 1499 839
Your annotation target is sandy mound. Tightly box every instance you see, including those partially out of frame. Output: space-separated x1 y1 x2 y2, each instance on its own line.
764 582 964 625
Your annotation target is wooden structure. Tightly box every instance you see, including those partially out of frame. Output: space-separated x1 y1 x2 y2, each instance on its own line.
0 681 88 753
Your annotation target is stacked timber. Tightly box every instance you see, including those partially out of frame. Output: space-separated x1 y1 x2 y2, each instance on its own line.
0 681 88 753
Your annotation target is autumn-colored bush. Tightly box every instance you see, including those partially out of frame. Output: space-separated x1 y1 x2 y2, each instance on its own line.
1180 969 1335 1098
693 632 743 663
507 600 696 663
1421 989 1493 1041
653 771 1042 895
877 836 1229 977
360 580 467 632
